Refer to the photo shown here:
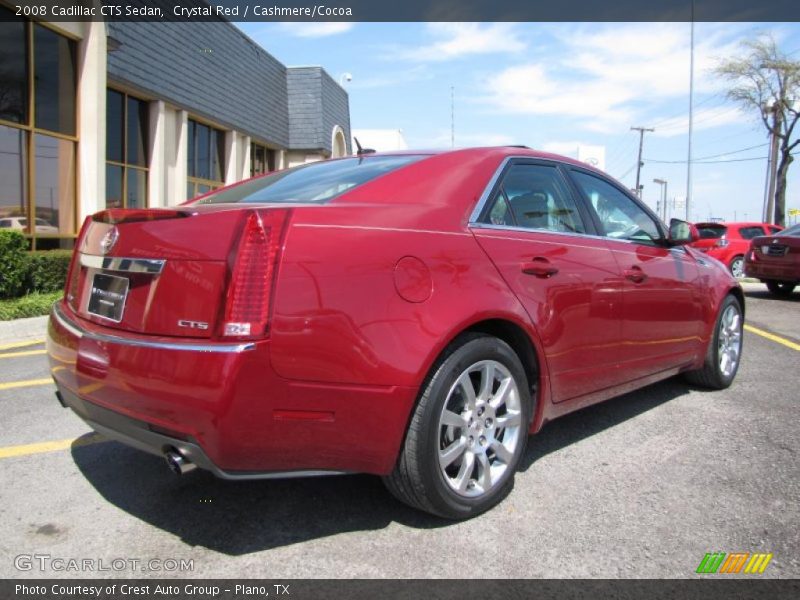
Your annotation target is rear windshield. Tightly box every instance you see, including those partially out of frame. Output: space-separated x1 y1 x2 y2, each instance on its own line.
777 223 800 237
194 155 426 205
696 224 726 239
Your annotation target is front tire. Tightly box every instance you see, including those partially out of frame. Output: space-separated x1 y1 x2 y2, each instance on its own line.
383 334 532 519
765 280 796 296
684 295 743 389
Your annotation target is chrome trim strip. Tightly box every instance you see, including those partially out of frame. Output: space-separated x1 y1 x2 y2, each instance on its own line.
80 254 165 274
468 156 516 223
469 221 619 243
51 303 255 354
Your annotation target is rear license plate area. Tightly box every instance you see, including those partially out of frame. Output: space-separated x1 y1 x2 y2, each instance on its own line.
87 273 129 322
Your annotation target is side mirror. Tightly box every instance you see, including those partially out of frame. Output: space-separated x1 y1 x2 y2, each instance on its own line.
668 218 699 245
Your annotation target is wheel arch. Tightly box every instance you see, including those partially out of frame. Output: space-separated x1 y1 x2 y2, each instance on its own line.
413 314 551 435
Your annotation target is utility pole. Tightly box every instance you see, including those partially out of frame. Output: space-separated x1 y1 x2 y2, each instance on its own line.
686 4 695 221
632 126 655 197
765 104 781 225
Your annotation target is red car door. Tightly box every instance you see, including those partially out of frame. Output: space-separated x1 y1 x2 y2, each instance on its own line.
567 169 703 380
470 160 625 403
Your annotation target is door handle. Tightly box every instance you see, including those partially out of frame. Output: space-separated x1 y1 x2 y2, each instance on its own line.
624 266 647 283
521 257 559 278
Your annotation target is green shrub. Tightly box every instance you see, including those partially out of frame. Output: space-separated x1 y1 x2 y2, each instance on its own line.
0 291 62 320
27 250 72 293
0 229 29 299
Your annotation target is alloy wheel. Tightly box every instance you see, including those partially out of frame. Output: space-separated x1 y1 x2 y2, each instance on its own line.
437 360 523 498
718 303 742 378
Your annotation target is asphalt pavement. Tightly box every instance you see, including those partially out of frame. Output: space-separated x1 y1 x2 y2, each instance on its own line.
0 283 797 579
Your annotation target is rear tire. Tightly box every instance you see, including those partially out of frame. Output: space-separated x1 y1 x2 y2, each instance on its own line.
684 295 743 389
729 255 744 278
383 333 532 519
765 280 796 297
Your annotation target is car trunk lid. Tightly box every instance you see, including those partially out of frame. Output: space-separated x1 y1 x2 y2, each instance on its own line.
69 207 252 338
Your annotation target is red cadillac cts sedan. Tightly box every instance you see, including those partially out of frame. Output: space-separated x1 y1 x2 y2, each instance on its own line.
47 147 744 519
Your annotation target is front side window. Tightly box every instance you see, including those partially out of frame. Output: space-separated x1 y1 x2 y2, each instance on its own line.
187 119 225 198
571 170 661 244
480 163 586 234
105 89 149 209
196 155 425 205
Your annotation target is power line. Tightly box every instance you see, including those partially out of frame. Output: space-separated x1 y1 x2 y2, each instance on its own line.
615 162 638 181
644 142 769 164
646 153 796 165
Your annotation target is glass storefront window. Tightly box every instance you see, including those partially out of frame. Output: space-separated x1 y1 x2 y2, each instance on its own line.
1 16 78 247
34 134 75 234
0 125 28 228
106 89 148 208
187 118 225 198
34 24 76 136
0 10 28 124
250 142 277 177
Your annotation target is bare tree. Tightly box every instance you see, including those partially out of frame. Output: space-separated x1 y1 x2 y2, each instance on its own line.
714 34 800 226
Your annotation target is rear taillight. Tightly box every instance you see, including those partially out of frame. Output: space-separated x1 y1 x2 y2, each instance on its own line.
221 210 288 339
65 216 92 312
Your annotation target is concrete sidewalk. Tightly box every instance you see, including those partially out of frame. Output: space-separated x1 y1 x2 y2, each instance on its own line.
0 315 48 345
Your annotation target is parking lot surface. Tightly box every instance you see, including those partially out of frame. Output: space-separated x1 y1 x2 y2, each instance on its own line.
1 283 798 579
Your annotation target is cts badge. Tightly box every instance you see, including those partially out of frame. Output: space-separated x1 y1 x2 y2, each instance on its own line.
177 320 209 330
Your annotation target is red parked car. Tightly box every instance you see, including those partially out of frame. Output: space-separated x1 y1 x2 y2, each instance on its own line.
744 223 800 296
47 147 744 519
691 221 782 278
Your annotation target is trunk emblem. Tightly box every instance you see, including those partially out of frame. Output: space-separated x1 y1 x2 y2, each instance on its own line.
100 227 119 255
178 320 209 330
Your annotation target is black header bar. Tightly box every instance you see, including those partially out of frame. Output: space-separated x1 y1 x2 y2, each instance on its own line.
2 0 800 22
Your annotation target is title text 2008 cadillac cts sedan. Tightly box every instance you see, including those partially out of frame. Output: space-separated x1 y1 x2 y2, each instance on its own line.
47 147 744 519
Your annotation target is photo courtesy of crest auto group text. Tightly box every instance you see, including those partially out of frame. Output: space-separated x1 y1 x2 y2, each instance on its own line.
0 0 799 598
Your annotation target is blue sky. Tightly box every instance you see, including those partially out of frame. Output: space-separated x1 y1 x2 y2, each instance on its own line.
236 21 800 224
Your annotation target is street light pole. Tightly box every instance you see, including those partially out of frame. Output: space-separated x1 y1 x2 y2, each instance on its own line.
654 178 668 222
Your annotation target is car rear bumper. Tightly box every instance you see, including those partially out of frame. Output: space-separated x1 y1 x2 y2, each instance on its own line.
47 301 417 477
744 261 799 283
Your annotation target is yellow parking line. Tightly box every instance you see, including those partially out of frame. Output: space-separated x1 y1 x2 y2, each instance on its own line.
0 349 47 359
0 378 53 391
0 339 44 351
0 433 106 460
744 324 800 352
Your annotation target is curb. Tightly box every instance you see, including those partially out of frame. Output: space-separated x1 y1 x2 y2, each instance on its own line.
0 315 49 345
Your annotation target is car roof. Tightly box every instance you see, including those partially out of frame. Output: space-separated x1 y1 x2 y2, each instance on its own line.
364 146 609 177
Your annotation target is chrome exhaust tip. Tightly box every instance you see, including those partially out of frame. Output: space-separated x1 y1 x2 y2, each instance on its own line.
165 450 196 475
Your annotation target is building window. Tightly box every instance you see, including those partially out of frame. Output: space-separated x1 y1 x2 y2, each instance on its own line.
0 9 77 249
250 141 276 177
105 89 149 209
187 119 225 198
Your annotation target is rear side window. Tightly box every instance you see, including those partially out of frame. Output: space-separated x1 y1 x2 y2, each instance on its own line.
696 225 726 239
195 155 426 205
481 163 586 234
738 226 765 240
